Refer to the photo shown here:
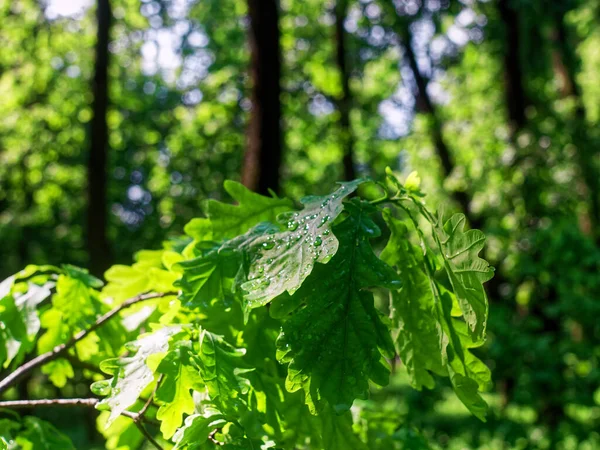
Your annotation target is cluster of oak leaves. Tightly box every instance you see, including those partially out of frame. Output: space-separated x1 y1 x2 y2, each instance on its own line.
0 170 493 449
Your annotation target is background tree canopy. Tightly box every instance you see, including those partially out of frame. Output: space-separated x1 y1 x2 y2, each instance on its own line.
1 0 600 448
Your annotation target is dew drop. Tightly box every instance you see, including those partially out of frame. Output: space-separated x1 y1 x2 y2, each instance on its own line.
262 240 276 250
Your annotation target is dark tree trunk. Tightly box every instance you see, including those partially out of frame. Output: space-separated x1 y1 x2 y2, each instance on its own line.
87 0 112 277
398 27 480 228
334 0 356 181
493 0 530 412
243 0 282 195
497 0 528 133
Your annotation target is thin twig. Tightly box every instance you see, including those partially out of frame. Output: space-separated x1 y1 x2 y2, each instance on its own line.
0 291 177 395
208 428 224 446
133 420 164 450
139 374 162 418
0 398 164 450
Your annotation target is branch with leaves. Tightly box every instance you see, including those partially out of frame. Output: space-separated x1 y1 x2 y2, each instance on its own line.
0 291 175 395
0 176 493 449
0 398 163 450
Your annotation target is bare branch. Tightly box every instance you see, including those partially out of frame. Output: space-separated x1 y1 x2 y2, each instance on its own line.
0 398 98 408
0 291 177 395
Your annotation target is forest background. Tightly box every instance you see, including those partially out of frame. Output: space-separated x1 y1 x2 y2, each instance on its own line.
1 0 600 448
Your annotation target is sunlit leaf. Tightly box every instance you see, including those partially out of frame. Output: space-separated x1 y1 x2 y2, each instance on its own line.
274 200 400 413
195 330 252 414
92 326 182 426
433 213 494 342
155 345 205 439
242 180 363 308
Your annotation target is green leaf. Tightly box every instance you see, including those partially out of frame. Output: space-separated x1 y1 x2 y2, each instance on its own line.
103 249 179 303
155 345 205 439
36 274 123 371
380 215 445 389
274 200 400 413
61 264 103 289
195 330 252 414
14 282 53 343
439 290 489 421
176 243 239 311
0 418 20 449
92 326 182 426
103 265 153 303
381 211 490 420
41 359 74 388
0 295 27 369
205 180 293 240
320 408 368 450
172 410 227 450
15 417 75 450
50 274 99 329
392 427 431 449
404 171 421 191
176 226 276 334
0 277 52 368
432 213 494 342
242 180 363 308
184 218 213 242
96 411 143 450
0 276 14 301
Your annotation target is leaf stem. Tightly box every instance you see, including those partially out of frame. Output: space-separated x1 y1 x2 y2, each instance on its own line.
0 291 177 395
139 374 162 418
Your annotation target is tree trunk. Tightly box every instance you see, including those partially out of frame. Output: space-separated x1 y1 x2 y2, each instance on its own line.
550 9 600 241
334 0 356 181
243 0 282 195
497 0 528 134
87 0 112 277
397 26 480 228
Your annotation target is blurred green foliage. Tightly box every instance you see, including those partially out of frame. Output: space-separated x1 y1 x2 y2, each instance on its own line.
1 0 600 448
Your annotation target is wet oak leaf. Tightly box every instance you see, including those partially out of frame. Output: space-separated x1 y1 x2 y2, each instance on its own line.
242 180 363 309
274 201 400 414
91 326 182 427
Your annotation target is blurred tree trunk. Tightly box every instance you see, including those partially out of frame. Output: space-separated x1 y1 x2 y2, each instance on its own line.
497 0 528 134
494 0 527 411
242 0 282 195
87 0 112 277
396 24 480 228
334 0 356 181
496 1 566 431
550 9 600 241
